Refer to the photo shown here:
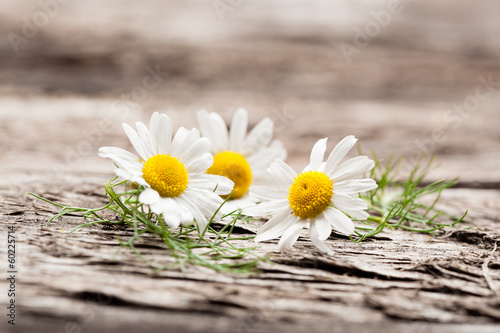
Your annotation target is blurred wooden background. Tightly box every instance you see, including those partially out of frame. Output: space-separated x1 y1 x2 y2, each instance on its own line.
1 1 499 332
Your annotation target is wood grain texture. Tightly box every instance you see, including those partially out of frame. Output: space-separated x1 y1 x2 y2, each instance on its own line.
1 179 500 333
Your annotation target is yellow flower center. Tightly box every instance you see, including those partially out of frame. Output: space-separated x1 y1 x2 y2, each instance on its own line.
288 171 333 219
142 154 188 197
207 151 252 199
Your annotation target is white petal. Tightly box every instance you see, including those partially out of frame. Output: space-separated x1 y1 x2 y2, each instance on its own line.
148 112 161 155
267 160 296 188
186 187 222 209
332 193 368 211
197 109 228 153
330 156 375 182
184 189 224 223
313 217 332 240
176 128 201 157
323 135 357 175
332 194 370 221
218 202 238 216
161 198 181 228
334 179 378 195
149 112 172 154
256 213 297 244
210 112 229 152
278 220 305 251
189 174 234 195
244 200 290 217
196 109 210 123
185 153 214 173
136 121 156 158
250 171 290 189
229 108 248 152
249 186 287 202
345 209 369 221
213 176 235 196
322 207 355 235
247 140 287 175
122 123 152 161
149 198 167 215
309 219 333 254
180 137 211 166
309 138 327 170
171 127 189 153
224 196 258 216
164 214 180 228
179 207 194 226
241 117 274 156
196 110 215 149
177 194 209 231
114 168 147 186
255 208 294 241
139 188 160 205
171 128 200 158
98 146 142 175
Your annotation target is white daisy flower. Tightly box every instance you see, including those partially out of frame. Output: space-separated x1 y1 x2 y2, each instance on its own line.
246 136 377 253
98 112 234 231
196 108 287 213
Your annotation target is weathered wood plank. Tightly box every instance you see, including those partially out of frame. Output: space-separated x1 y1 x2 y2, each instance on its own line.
1 178 499 333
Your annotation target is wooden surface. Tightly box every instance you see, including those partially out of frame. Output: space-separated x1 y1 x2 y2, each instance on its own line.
1 1 500 332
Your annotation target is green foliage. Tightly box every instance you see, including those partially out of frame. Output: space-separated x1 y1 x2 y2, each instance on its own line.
351 152 468 242
30 178 266 274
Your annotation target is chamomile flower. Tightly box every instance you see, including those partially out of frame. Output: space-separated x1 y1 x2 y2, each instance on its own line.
246 136 377 253
98 112 234 231
196 108 287 213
